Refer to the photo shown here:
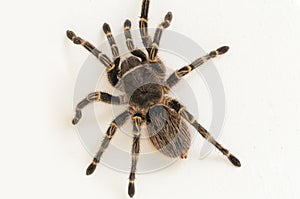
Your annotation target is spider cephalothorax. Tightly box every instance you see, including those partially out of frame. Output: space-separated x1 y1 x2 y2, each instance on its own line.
67 0 241 197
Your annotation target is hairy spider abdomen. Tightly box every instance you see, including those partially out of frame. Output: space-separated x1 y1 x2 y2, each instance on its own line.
147 105 191 158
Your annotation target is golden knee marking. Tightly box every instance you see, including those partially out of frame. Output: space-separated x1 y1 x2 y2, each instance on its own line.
111 122 118 129
106 64 115 72
92 161 97 165
207 135 214 142
199 57 206 65
149 59 158 63
140 17 148 23
189 117 196 124
97 52 104 60
150 44 158 60
132 116 142 121
106 123 118 138
177 107 196 124
107 130 114 138
105 32 112 37
81 40 87 45
97 91 101 101
132 154 139 160
175 71 181 79
163 86 170 93
151 42 159 49
133 131 141 136
133 116 142 128
178 107 185 115
177 65 192 77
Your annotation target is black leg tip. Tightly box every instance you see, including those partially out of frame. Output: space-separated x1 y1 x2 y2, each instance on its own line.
103 23 111 34
228 154 241 167
128 182 135 198
165 11 173 22
124 19 132 28
86 162 97 175
217 46 230 55
66 30 75 40
72 118 79 125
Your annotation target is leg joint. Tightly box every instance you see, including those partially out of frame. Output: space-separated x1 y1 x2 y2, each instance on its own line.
140 17 148 23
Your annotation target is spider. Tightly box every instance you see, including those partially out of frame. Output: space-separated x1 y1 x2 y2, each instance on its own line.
66 0 241 197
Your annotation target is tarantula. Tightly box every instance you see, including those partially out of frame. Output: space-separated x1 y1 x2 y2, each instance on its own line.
66 0 241 197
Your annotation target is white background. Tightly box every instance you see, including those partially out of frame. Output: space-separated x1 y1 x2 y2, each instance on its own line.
0 0 300 198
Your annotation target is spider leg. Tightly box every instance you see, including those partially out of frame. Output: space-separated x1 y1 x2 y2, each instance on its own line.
164 98 241 167
66 30 115 70
124 19 147 62
66 30 121 86
86 111 130 175
72 92 127 125
165 46 229 89
139 0 153 54
128 115 142 198
149 12 173 61
101 24 123 85
103 23 120 60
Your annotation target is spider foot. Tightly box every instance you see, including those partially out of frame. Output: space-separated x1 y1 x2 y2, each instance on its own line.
72 118 79 125
66 30 82 44
216 46 229 55
72 110 82 125
163 12 173 28
128 181 135 198
102 23 111 34
227 153 241 167
86 159 98 175
209 46 229 58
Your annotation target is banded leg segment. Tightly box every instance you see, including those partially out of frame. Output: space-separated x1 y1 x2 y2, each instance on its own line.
165 98 241 167
66 30 115 71
149 12 173 61
166 46 229 88
124 19 147 62
72 92 127 125
66 30 120 86
128 115 142 198
86 111 130 175
103 23 120 60
139 0 153 54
